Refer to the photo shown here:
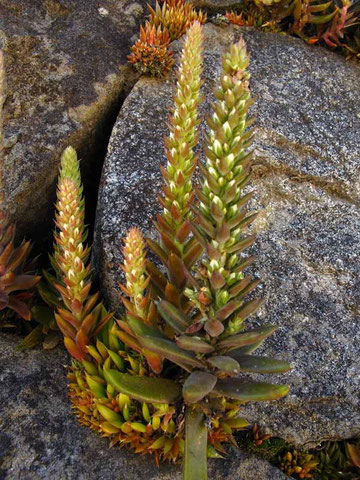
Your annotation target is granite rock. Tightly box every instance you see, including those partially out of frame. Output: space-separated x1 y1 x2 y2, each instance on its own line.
94 24 360 446
0 0 147 246
0 334 287 479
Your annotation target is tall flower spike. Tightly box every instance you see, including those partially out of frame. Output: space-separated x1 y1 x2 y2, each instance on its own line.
53 147 111 360
146 21 204 311
120 227 149 320
191 38 261 337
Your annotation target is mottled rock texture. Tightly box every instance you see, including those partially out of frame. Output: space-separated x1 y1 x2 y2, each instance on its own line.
94 24 360 446
0 0 147 246
0 334 287 479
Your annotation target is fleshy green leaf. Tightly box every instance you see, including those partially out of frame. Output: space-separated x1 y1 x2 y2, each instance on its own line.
229 354 292 373
183 408 208 480
183 371 217 403
139 336 204 369
16 325 44 350
127 315 166 339
212 379 290 401
176 335 215 353
218 325 278 352
103 370 181 404
155 299 192 333
207 355 240 374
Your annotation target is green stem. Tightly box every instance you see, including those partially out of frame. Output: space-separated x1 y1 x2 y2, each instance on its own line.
183 407 208 480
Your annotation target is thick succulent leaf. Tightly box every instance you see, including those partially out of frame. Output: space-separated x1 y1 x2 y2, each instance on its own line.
146 260 167 291
346 443 360 467
215 299 240 321
207 355 240 374
31 305 54 326
155 299 192 333
212 379 290 401
308 0 332 12
7 295 32 320
229 339 264 356
176 335 215 354
5 274 41 293
139 335 204 369
127 315 166 339
16 325 44 350
146 238 168 264
183 408 208 480
309 10 336 24
218 325 278 352
225 235 255 254
103 370 181 404
230 354 292 374
168 253 186 290
204 319 224 337
183 241 203 268
230 298 264 323
183 371 217 404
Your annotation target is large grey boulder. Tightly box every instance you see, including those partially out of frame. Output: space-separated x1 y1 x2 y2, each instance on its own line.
0 334 287 479
0 0 147 246
93 24 360 446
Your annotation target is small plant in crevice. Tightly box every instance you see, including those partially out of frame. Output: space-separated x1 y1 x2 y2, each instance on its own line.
128 0 206 77
238 427 360 480
128 22 175 77
225 0 359 60
280 449 319 479
60 22 292 480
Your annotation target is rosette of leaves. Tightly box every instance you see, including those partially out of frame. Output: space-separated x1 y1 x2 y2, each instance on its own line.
0 193 40 325
128 22 174 77
104 25 292 480
148 0 206 41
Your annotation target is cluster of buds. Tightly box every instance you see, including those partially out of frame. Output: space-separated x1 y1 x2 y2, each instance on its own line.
148 0 206 41
128 22 174 77
280 450 319 479
53 147 111 360
252 423 272 446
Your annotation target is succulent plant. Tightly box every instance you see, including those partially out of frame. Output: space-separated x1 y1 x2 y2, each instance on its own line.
252 423 272 446
346 441 360 469
105 23 291 479
321 0 359 47
316 441 355 479
128 22 174 77
280 450 319 479
148 0 206 41
54 23 291 480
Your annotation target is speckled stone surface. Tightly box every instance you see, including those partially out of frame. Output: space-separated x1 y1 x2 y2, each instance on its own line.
94 24 360 446
0 334 287 479
0 0 147 245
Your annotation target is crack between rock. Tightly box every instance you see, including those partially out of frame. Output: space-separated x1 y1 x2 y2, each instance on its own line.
251 158 359 207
